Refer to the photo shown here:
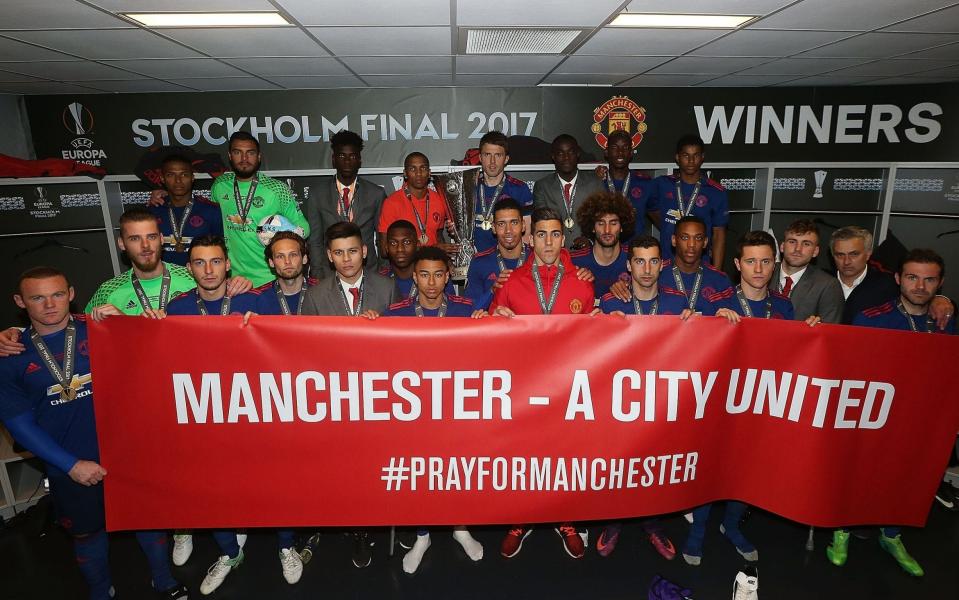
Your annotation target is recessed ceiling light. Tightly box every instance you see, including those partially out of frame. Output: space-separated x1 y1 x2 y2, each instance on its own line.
610 14 755 28
465 28 582 54
122 12 291 27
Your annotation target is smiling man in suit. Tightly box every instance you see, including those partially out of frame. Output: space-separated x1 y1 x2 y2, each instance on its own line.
771 219 844 323
533 134 603 250
304 130 386 277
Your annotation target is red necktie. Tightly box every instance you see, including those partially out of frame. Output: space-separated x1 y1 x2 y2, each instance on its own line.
782 276 793 297
563 182 572 202
342 187 351 218
349 287 360 311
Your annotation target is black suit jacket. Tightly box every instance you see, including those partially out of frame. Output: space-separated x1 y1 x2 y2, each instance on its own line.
304 176 386 276
841 265 899 324
532 171 603 248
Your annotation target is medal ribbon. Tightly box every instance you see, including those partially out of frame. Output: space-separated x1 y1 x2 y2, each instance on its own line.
167 200 194 251
560 177 578 227
674 179 702 217
414 294 447 317
30 321 77 401
337 182 354 222
233 174 259 224
132 266 171 311
632 294 659 316
671 266 703 311
275 279 307 316
532 262 564 315
605 171 631 196
496 245 527 273
196 293 232 316
895 299 934 333
476 174 507 227
404 187 431 242
338 279 365 316
735 286 772 319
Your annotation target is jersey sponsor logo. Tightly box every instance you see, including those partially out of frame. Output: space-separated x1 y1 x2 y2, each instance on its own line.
46 372 93 405
569 298 584 314
591 95 647 150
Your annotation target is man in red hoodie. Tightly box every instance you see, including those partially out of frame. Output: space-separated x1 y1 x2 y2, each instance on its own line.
490 207 594 559
490 207 594 317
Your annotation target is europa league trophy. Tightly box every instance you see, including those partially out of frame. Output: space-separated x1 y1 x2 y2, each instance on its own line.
813 169 827 199
435 167 480 280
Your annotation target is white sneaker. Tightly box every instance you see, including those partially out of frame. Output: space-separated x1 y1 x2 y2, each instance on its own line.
200 551 243 595
236 533 248 548
172 534 193 566
732 565 758 600
280 548 303 584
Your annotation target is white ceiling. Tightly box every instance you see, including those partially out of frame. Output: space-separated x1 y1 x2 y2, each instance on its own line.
0 0 957 93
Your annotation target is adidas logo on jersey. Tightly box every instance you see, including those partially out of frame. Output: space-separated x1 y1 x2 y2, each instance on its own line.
25 362 41 375
126 300 137 310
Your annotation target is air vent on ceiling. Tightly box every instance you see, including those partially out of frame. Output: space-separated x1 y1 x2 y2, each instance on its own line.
464 28 583 54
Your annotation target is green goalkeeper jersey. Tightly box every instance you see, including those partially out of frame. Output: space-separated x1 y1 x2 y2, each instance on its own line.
85 262 196 315
209 172 310 286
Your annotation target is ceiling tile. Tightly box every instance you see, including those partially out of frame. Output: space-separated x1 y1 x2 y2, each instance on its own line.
342 56 451 75
0 0 130 29
0 36 78 61
309 27 451 55
455 55 564 73
0 70 42 82
625 0 795 12
576 28 727 55
82 79 194 93
899 41 959 59
648 56 769 74
170 77 280 91
738 57 871 75
797 32 959 58
905 63 959 77
160 27 328 58
750 0 957 31
883 5 959 33
102 59 247 78
0 60 143 80
7 29 202 60
225 57 351 77
281 0 450 26
363 74 454 87
620 73 718 86
455 74 544 86
457 0 625 26
0 81 102 94
828 58 959 77
775 75 884 87
269 75 366 88
868 75 958 85
691 30 855 57
541 73 625 85
697 74 802 86
554 55 669 74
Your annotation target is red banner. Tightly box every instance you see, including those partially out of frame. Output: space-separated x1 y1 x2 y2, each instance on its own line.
88 315 959 532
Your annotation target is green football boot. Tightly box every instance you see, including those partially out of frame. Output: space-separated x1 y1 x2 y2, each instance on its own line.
879 534 924 577
825 529 849 566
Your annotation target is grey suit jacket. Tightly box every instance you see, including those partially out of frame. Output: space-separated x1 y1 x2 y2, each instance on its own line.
301 269 398 316
304 176 386 276
770 263 845 323
532 171 604 248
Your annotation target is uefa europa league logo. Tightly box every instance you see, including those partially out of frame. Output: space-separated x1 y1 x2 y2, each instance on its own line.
813 170 827 199
35 186 48 203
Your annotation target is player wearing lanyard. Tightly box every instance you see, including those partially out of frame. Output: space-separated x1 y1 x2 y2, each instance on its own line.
472 131 533 253
379 220 454 300
491 207 594 560
0 267 189 600
383 247 487 573
838 249 956 577
377 152 455 256
206 132 310 286
570 190 634 300
711 231 797 323
165 236 259 317
532 134 604 250
601 129 658 237
85 208 198 319
147 154 223 267
648 134 729 266
254 232 316 316
465 198 529 310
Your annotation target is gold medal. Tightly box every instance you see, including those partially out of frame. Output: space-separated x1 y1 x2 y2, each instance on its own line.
564 217 575 230
419 234 430 244
481 218 492 231
174 241 185 253
61 387 77 402
228 214 249 225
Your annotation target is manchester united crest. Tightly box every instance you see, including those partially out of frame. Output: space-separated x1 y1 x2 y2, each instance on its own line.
591 96 647 149
569 298 584 314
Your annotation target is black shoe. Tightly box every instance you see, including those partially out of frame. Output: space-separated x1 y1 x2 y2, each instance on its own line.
159 583 188 599
396 529 416 550
935 481 959 512
352 531 374 568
